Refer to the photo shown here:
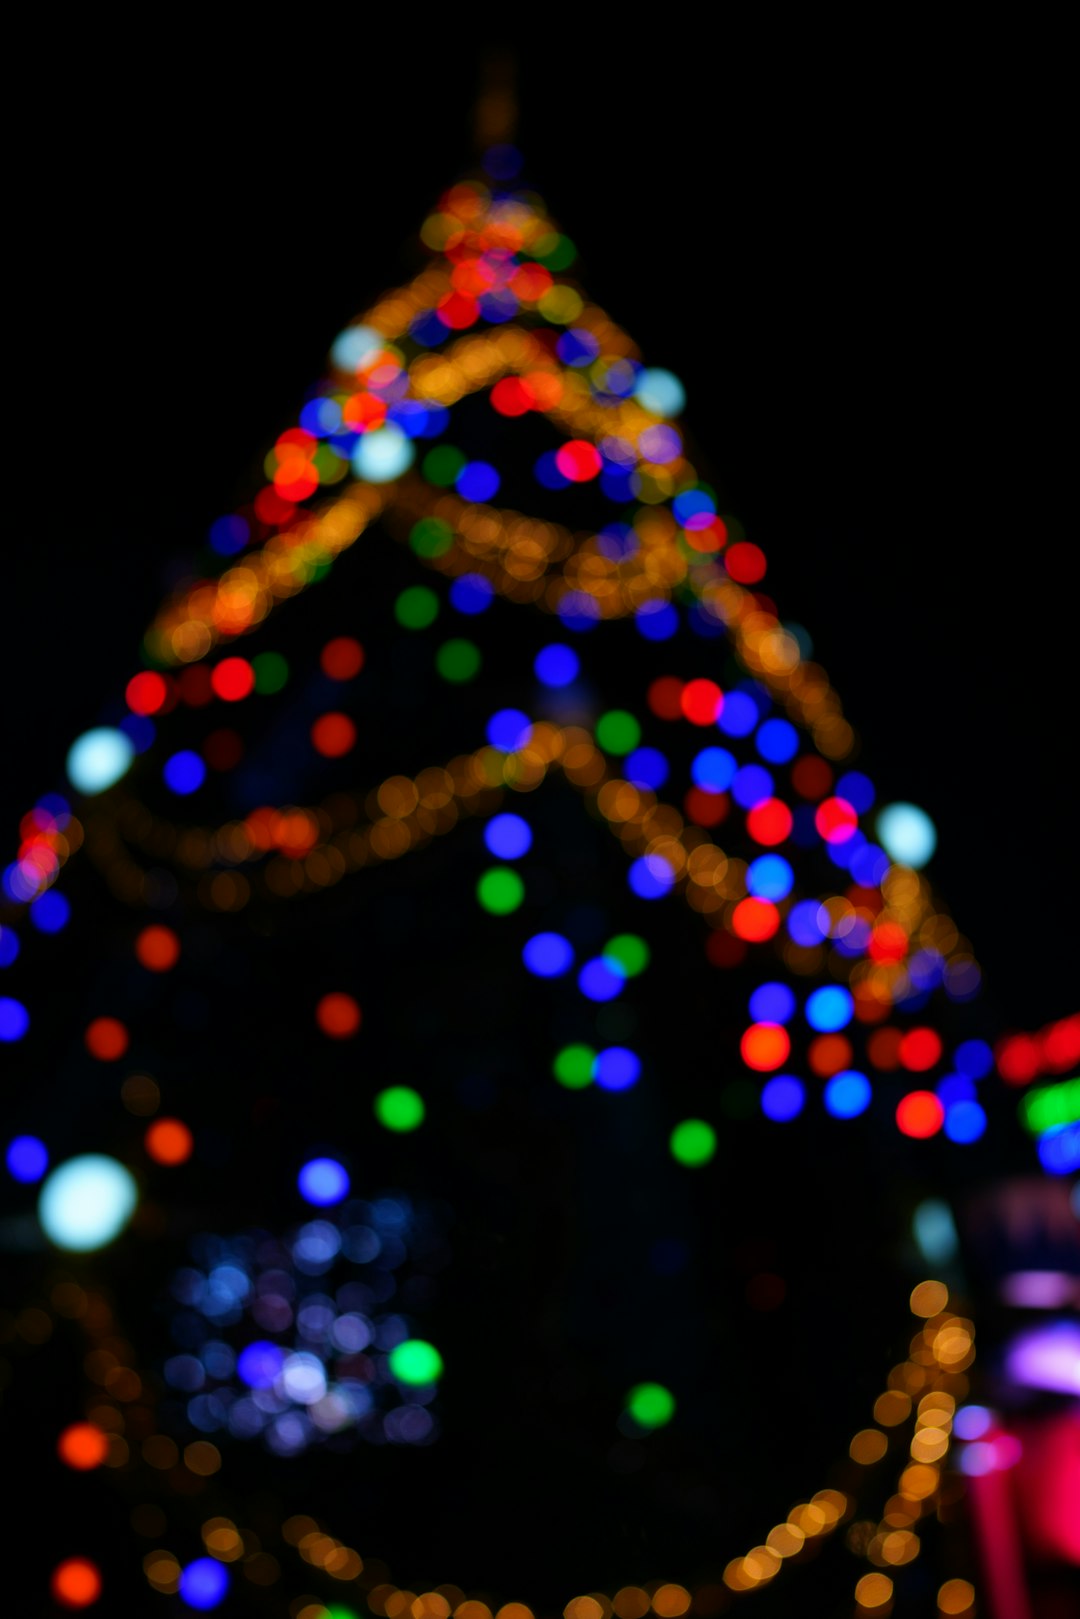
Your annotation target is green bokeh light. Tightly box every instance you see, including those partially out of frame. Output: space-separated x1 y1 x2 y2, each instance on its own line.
395 586 439 630
1020 1077 1080 1135
602 933 650 978
409 516 454 559
436 638 481 683
553 1043 596 1089
626 1381 676 1429
251 651 289 694
596 710 642 755
374 1086 425 1132
389 1338 443 1385
422 445 466 487
476 867 525 915
669 1119 717 1167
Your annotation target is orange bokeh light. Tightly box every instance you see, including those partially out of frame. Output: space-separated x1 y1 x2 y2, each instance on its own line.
316 993 362 1039
144 1118 194 1166
57 1423 109 1471
134 925 181 972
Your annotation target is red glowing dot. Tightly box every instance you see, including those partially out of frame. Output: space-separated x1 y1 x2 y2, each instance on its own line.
791 756 833 800
554 440 602 482
51 1559 102 1609
211 657 255 703
867 1027 902 1071
57 1423 109 1471
680 679 724 726
895 1091 944 1139
725 541 767 584
134 925 180 972
684 787 729 828
125 671 168 716
490 377 534 417
177 665 214 707
84 1017 129 1062
1042 1014 1080 1072
203 728 244 771
815 796 858 844
253 486 295 526
343 392 388 431
273 463 319 502
647 676 685 720
311 712 357 758
869 922 909 963
437 291 480 329
996 1033 1042 1086
745 797 793 846
144 1117 194 1166
740 1022 791 1072
808 1034 854 1077
509 263 553 302
705 929 747 969
275 427 316 457
316 993 362 1039
320 637 365 681
898 1027 943 1073
732 897 780 942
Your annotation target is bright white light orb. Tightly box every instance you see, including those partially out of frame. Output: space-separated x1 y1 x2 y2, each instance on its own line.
877 801 938 869
38 1154 138 1251
634 367 686 417
66 728 135 795
351 424 415 484
331 323 381 372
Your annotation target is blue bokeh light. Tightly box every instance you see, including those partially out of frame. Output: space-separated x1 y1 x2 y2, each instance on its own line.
29 890 70 933
0 997 30 1042
484 813 532 859
624 747 669 790
164 751 207 795
761 1075 805 1122
178 1556 230 1610
691 747 736 792
522 932 574 978
755 718 799 764
806 985 854 1032
486 709 532 752
635 601 678 641
731 764 773 809
6 1135 48 1183
746 854 794 901
450 573 495 615
455 460 500 502
944 1100 987 1143
716 691 758 738
534 644 579 687
578 958 624 1002
749 982 797 1025
824 1071 872 1118
593 1047 641 1091
628 855 674 900
297 1158 350 1207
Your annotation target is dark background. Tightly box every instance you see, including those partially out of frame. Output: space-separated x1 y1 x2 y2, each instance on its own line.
5 40 1074 1032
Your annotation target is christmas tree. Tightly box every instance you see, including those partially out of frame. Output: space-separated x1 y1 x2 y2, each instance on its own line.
2 71 1077 1619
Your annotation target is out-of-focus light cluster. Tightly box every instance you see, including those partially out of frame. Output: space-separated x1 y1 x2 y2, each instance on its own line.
161 1191 447 1456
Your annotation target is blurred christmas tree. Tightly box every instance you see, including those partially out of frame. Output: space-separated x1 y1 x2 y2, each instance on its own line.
1 71 1077 1619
